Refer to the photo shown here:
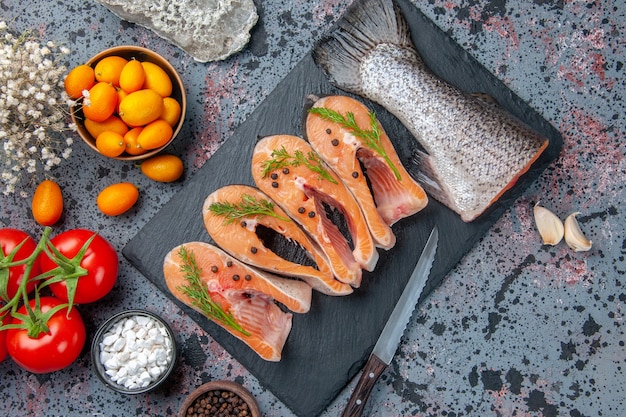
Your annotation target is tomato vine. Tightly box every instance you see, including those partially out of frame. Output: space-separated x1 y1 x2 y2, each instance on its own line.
0 226 118 373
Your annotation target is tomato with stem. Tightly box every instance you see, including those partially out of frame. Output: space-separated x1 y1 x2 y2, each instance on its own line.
5 296 86 373
0 228 41 302
39 229 118 305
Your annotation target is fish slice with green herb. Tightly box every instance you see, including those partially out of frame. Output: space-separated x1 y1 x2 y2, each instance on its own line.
203 185 352 296
163 241 312 361
252 134 379 288
306 95 428 236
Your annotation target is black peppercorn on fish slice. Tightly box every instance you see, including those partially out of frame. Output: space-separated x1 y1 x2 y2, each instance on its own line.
313 0 549 222
163 241 312 361
252 135 378 288
305 94 428 250
203 184 353 296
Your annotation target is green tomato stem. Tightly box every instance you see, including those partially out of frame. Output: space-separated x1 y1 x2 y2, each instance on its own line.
0 226 88 334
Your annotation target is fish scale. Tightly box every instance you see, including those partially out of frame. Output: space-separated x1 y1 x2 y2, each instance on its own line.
314 0 549 222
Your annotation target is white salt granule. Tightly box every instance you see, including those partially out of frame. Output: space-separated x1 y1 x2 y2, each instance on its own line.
99 315 173 390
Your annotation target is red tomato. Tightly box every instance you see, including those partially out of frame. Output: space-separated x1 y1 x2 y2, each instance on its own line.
6 297 86 373
0 228 41 302
39 229 118 304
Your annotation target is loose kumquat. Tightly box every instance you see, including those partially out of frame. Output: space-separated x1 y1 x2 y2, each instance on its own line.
97 182 139 216
32 180 64 226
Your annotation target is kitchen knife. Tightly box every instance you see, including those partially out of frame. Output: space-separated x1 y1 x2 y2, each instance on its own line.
341 226 439 417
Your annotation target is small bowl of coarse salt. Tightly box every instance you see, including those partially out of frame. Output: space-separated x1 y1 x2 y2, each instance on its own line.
91 309 177 394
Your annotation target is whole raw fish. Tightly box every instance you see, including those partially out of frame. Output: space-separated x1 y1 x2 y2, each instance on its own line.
313 0 549 222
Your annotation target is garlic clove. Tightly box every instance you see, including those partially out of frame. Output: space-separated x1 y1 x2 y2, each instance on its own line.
533 203 564 246
564 212 592 252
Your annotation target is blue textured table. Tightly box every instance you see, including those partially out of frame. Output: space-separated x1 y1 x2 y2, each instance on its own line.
1 1 624 416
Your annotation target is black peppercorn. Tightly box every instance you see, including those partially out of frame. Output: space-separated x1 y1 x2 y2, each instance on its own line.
352 171 359 178
240 221 247 228
233 274 240 281
186 388 252 417
245 274 252 281
308 211 315 218
326 128 332 134
271 181 279 188
250 246 258 254
298 207 305 214
282 167 290 174
270 173 278 180
211 265 218 273
226 260 233 267
331 139 339 146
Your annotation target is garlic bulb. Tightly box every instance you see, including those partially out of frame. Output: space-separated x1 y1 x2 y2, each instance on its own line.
564 212 592 252
533 204 564 245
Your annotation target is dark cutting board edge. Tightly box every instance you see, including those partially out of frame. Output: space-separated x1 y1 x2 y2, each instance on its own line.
122 1 562 416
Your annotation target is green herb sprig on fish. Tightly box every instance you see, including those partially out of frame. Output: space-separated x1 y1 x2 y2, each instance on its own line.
176 246 250 336
209 194 291 224
308 107 402 181
262 146 338 184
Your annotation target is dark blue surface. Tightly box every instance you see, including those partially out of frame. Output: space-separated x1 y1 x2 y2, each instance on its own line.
0 0 624 416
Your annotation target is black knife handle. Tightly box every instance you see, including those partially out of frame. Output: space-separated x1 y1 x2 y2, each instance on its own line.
341 355 388 417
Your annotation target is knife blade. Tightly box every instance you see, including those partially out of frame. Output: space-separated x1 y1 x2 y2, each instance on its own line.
341 226 439 417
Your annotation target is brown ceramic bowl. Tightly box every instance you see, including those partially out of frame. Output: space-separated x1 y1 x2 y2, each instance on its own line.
178 381 261 417
71 45 186 161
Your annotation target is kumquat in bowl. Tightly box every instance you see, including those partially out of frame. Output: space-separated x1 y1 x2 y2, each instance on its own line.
67 46 186 161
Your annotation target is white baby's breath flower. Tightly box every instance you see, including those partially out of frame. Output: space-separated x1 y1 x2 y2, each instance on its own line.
0 22 73 195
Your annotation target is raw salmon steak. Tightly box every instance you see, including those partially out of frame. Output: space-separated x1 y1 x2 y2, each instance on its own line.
163 241 312 361
252 135 378 288
306 95 428 248
313 0 549 222
203 185 353 296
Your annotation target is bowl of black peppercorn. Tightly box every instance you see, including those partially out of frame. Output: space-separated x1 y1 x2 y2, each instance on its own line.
178 380 261 417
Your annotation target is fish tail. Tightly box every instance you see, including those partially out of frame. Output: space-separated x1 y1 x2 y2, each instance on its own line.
313 0 412 94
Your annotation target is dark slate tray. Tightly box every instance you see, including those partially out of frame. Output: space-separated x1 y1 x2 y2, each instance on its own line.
122 1 562 416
